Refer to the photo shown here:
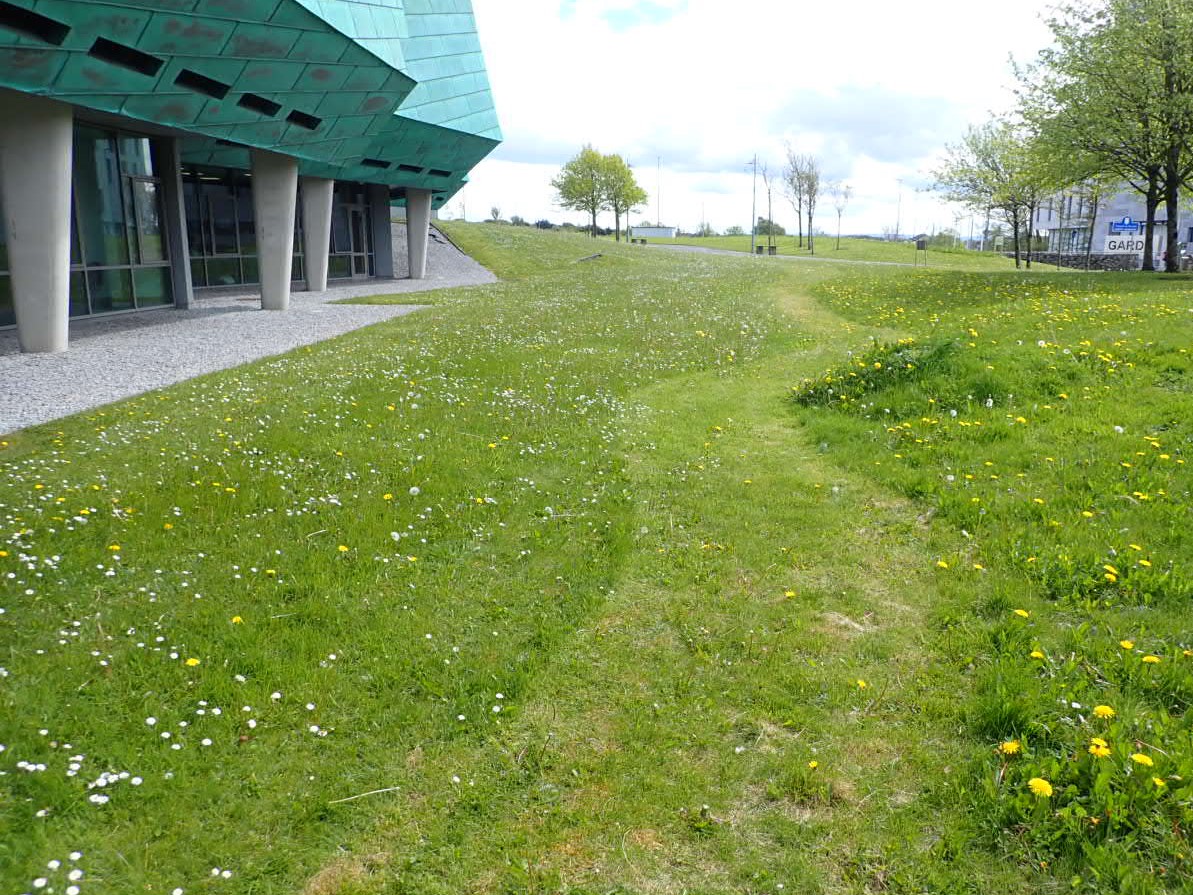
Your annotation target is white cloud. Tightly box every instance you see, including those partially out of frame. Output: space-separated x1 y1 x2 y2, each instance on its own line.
460 0 1053 235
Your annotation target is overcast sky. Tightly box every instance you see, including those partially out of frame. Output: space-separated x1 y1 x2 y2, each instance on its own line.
452 0 1056 236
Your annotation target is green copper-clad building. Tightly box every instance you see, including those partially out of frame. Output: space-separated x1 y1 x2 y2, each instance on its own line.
0 0 500 352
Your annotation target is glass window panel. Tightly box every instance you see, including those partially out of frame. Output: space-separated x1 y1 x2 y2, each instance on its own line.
121 176 139 264
328 255 350 279
134 267 171 308
191 259 207 288
70 201 81 265
0 275 13 327
119 136 155 177
69 271 88 317
0 206 7 271
241 256 259 284
132 181 165 263
331 205 350 254
350 209 366 256
86 268 133 313
292 254 304 283
184 176 206 257
237 184 256 255
73 126 131 268
206 258 242 286
205 182 238 255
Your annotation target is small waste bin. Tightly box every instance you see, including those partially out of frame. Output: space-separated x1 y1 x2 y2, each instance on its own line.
755 245 765 254
768 245 778 255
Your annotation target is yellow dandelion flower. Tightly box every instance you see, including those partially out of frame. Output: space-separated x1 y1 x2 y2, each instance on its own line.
1120 640 1135 650
1130 753 1154 767
1013 609 1030 618
337 545 350 553
1088 738 1111 759
1142 655 1161 664
231 616 243 624
1093 705 1115 719
999 739 1021 756
108 544 121 552
807 760 819 769
1153 777 1166 788
856 679 868 689
936 560 949 569
1030 650 1045 660
783 589 796 598
185 658 200 667
1028 777 1053 798
383 493 393 501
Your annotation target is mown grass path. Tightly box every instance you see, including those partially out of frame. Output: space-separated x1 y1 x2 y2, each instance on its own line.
2 226 1189 895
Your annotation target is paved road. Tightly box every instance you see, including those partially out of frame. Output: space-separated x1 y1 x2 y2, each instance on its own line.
645 242 912 266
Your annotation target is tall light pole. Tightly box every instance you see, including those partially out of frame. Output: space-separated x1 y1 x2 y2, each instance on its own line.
656 156 661 225
748 155 758 255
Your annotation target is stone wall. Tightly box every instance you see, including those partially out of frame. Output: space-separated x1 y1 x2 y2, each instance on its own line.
1005 252 1141 271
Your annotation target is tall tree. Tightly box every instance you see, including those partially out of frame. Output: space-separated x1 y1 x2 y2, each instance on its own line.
551 145 608 237
783 147 811 247
802 158 821 255
602 154 648 243
1020 0 1193 271
934 121 1047 268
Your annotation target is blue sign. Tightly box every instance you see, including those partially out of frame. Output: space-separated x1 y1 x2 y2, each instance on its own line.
1109 216 1142 234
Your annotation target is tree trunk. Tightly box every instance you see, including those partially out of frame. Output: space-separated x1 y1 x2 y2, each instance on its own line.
1165 147 1180 272
591 208 598 239
807 208 814 255
1011 209 1021 269
1025 201 1036 269
1143 181 1159 271
614 209 621 242
1085 189 1100 272
836 211 842 250
797 200 804 248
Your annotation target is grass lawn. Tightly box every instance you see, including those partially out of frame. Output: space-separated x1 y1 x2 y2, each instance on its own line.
2 225 1191 894
641 233 1021 271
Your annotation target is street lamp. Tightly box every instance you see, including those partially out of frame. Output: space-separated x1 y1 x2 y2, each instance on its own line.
747 155 758 255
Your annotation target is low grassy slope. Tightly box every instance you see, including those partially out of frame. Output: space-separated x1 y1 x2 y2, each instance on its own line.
1 227 1190 894
792 268 1193 892
643 233 1019 270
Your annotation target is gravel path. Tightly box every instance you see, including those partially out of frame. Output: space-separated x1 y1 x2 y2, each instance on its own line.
0 224 495 434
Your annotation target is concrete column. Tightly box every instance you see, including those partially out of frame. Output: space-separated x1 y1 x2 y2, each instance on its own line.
250 149 298 310
368 183 395 279
300 176 333 292
157 136 193 310
405 187 432 280
0 91 74 353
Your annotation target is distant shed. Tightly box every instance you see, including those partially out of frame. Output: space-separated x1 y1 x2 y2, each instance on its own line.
631 226 678 239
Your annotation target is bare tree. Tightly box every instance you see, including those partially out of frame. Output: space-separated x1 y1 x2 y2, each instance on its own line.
783 146 809 247
803 158 821 255
760 163 776 250
830 181 852 250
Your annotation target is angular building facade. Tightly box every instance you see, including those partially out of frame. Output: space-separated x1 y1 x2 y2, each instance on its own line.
0 0 500 351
